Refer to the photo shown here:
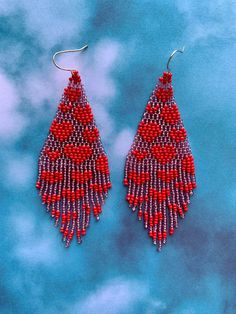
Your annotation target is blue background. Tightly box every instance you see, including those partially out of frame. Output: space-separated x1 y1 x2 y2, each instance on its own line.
0 1 236 313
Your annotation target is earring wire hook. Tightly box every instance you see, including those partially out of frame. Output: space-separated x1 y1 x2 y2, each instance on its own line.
52 45 88 72
166 47 185 72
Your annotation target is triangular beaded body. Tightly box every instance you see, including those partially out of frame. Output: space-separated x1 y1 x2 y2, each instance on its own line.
124 71 196 251
36 71 111 246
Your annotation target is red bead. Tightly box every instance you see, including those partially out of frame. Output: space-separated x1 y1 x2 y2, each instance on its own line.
138 210 143 219
123 178 128 186
169 228 174 235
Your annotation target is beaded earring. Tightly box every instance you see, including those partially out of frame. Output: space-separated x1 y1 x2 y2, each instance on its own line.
36 45 111 247
124 48 196 251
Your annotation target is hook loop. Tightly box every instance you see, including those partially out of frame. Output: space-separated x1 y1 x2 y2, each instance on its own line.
52 45 88 72
166 47 185 72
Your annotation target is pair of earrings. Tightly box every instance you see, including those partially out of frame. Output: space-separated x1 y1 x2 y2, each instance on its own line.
36 45 196 251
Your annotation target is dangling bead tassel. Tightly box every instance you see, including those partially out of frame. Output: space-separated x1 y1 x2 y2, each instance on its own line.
124 71 196 251
36 71 111 246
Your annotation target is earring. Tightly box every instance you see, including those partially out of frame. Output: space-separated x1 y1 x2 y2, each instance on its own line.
124 48 196 251
36 45 111 247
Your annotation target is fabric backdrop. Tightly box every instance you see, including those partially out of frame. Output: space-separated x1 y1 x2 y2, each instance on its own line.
0 1 235 313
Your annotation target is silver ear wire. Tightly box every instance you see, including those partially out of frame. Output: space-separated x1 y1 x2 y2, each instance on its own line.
52 45 88 72
166 47 185 72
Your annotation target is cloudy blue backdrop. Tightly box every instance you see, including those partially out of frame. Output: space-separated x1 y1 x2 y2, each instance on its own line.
0 1 236 313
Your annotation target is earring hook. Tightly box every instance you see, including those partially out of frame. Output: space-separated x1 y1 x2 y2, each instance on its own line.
166 47 185 72
52 45 88 72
